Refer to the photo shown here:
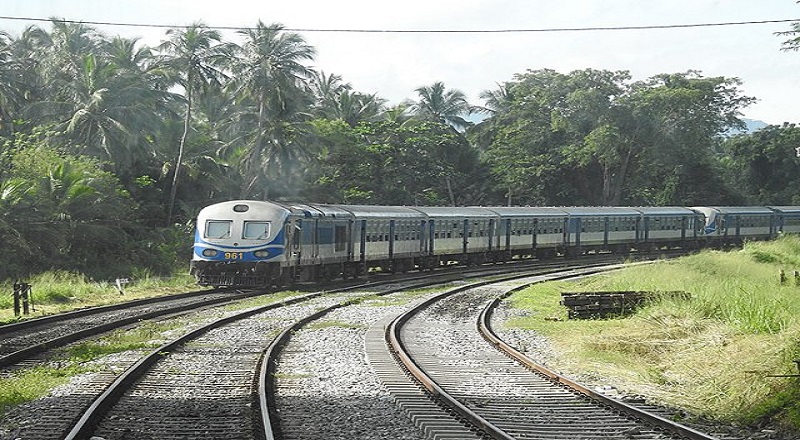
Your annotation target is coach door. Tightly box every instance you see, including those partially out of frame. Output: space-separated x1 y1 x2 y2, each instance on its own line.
359 220 367 263
286 219 302 266
488 218 496 252
420 220 428 254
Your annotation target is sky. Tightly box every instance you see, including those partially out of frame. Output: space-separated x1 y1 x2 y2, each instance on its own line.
2 0 800 125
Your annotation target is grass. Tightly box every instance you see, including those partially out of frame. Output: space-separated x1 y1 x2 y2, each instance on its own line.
0 365 94 415
505 235 800 431
0 269 202 324
0 320 181 417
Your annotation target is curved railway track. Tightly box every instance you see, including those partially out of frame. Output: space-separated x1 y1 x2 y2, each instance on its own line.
0 288 266 370
0 254 624 372
1 252 705 439
34 260 591 439
379 266 725 440
262 262 651 440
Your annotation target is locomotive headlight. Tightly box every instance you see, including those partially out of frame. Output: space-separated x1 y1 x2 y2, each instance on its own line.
202 249 219 257
253 250 270 258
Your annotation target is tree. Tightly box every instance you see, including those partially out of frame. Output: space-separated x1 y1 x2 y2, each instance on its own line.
225 21 316 199
0 131 136 278
158 22 230 224
309 120 487 206
409 81 474 131
720 123 800 204
777 21 800 51
15 22 169 178
477 69 754 206
309 70 351 114
0 32 26 135
624 72 755 205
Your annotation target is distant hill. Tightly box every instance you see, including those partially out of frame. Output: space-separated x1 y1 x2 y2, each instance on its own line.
725 118 768 136
743 118 768 132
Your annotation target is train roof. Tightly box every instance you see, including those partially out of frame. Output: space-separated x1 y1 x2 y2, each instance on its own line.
559 207 642 216
481 207 569 217
269 202 357 219
691 206 776 215
632 206 700 216
411 206 499 218
198 200 291 216
328 204 425 219
768 206 800 215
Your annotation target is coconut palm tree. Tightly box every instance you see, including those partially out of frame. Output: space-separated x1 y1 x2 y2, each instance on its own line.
308 70 351 115
410 81 474 131
0 32 25 135
332 91 386 127
225 21 316 198
157 22 230 224
26 51 168 172
478 82 514 115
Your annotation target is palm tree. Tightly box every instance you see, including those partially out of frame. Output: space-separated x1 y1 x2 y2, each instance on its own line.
226 21 316 198
478 82 514 115
308 70 385 127
410 81 474 131
332 91 385 127
41 20 105 89
469 83 516 153
158 22 230 224
2 25 55 134
308 70 351 115
0 31 24 135
26 51 167 172
382 103 414 126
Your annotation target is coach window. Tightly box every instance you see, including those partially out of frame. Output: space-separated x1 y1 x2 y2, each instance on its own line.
206 220 232 239
335 225 346 251
243 221 270 239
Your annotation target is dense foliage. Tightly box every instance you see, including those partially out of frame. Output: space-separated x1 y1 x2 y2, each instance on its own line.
0 20 798 281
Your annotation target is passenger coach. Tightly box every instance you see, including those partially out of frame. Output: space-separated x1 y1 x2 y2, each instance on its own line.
191 200 783 287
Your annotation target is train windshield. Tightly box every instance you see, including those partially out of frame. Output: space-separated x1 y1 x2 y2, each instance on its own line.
243 221 271 239
205 220 232 239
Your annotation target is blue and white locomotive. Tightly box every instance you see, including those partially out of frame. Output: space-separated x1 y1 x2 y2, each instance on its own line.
190 200 800 287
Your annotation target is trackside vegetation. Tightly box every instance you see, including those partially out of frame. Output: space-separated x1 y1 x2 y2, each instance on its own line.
0 320 179 415
0 270 199 324
1 19 800 285
505 235 800 432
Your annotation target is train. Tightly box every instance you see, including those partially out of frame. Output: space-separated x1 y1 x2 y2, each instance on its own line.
190 201 800 288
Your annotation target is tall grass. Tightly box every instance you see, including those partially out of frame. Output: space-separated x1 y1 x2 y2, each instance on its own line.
506 235 800 431
0 269 201 323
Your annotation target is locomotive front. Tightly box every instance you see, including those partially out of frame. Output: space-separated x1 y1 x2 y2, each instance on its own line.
191 200 290 287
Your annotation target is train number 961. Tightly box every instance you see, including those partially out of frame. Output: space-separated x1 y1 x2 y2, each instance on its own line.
224 252 244 260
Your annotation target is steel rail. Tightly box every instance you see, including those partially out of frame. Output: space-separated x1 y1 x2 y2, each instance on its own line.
385 265 616 439
255 263 616 439
0 287 227 335
61 289 328 440
0 289 261 369
61 274 431 440
477 284 720 440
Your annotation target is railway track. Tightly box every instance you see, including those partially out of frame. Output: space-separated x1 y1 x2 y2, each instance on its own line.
264 262 658 440
376 266 728 440
63 288 343 440
0 288 268 370
0 254 624 372
0 253 699 439
6 259 592 439
63 265 551 440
